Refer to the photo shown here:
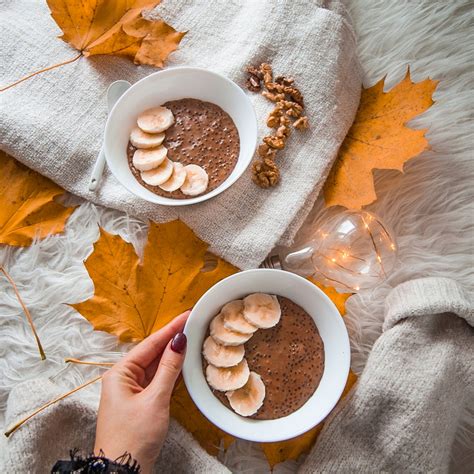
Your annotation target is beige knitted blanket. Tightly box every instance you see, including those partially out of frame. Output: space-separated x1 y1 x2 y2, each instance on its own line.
0 0 360 269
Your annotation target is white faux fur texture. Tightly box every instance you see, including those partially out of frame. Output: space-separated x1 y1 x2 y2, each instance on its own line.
1 0 473 472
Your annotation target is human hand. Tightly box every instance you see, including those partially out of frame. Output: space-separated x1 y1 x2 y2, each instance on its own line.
94 311 189 473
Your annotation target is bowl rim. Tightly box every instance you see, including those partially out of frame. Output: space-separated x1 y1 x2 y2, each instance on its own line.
104 66 258 207
182 268 351 442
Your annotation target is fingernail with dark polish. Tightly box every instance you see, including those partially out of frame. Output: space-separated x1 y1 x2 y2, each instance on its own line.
171 332 187 353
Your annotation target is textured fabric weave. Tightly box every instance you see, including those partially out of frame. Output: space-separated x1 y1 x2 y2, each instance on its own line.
0 0 360 269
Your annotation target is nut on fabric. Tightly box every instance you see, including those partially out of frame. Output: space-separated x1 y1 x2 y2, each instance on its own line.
293 116 309 130
245 62 310 188
263 135 286 150
252 157 280 188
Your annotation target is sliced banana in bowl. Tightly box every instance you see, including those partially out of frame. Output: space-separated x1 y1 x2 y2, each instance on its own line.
202 336 245 368
243 293 281 329
180 164 209 196
201 292 283 418
226 372 266 417
130 126 165 149
137 106 175 133
140 158 174 186
132 146 167 171
129 104 210 198
205 358 250 391
210 313 254 346
222 300 258 335
159 162 187 192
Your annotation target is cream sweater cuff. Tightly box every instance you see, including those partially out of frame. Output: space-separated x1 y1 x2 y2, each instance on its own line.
383 277 473 331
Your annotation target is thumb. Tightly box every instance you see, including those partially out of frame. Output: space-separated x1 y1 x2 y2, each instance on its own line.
147 332 187 403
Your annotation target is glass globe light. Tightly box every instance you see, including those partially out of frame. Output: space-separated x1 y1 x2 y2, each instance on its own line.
277 210 397 292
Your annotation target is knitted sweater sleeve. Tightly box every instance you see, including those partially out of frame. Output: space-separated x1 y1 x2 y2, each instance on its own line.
299 277 474 473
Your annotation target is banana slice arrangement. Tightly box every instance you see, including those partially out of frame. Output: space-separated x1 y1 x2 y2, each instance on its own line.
202 293 281 417
131 107 209 196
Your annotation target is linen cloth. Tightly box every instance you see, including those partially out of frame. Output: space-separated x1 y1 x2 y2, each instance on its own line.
2 277 472 473
0 0 360 269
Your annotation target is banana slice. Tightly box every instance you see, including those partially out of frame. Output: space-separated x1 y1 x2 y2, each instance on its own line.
180 164 209 196
137 106 175 133
140 158 173 186
222 300 258 335
130 126 165 149
159 162 187 192
226 372 266 417
206 358 250 392
210 313 253 346
202 336 244 368
243 293 281 329
132 146 167 171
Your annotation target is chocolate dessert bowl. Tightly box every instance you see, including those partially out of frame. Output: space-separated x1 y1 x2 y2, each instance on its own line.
104 67 257 206
182 269 351 443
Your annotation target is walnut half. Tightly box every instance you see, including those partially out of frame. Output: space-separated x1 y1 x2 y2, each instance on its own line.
293 116 309 130
252 157 280 188
246 75 261 92
263 135 286 150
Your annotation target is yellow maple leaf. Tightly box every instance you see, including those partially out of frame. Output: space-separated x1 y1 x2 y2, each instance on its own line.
73 220 238 342
310 279 351 316
1 1 185 92
170 379 235 456
47 0 185 67
324 70 438 209
0 152 75 246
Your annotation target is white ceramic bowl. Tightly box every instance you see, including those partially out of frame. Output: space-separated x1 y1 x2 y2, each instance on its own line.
104 67 258 206
182 269 351 442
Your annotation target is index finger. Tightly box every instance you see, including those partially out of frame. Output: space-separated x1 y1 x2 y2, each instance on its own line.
118 311 190 370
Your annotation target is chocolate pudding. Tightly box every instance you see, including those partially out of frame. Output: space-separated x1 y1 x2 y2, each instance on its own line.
128 98 240 198
204 297 325 420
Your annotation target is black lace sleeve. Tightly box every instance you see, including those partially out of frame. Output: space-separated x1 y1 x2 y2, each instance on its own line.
51 449 140 473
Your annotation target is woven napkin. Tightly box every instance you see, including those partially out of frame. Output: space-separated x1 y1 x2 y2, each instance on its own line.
0 0 360 269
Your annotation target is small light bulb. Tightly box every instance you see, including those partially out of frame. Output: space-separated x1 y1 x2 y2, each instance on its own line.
279 210 397 292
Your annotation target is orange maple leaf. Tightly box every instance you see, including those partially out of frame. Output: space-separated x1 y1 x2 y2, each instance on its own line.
170 379 235 456
0 152 75 246
47 0 185 67
324 69 438 209
2 1 185 92
72 220 237 342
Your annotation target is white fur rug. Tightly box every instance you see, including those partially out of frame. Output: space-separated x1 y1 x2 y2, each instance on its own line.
1 0 473 471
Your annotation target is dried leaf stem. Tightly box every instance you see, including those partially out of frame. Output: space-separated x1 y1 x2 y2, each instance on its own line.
65 358 114 367
4 375 102 438
0 53 82 93
0 265 46 360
